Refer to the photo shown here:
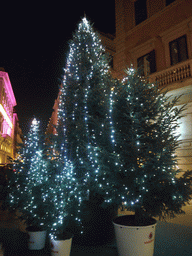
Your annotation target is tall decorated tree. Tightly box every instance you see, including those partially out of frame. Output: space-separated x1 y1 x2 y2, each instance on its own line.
55 17 117 242
57 17 115 204
8 118 53 229
110 68 192 224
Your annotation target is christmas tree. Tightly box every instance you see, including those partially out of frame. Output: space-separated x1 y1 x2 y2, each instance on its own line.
110 68 192 224
45 139 79 239
54 17 117 242
8 118 53 229
57 17 115 204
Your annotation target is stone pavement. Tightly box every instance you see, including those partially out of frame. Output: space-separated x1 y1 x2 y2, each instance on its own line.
0 205 191 255
70 207 192 256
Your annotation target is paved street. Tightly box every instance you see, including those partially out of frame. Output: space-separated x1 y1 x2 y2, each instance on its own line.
0 205 192 255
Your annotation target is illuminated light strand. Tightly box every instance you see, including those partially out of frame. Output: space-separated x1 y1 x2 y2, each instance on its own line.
109 88 115 144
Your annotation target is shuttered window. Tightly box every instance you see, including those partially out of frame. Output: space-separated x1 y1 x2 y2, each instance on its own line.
137 50 156 76
169 35 188 66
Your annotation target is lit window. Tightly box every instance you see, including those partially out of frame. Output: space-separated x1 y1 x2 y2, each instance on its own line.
134 0 147 26
137 50 156 76
169 35 188 66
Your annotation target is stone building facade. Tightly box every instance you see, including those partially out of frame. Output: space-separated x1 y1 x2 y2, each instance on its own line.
0 69 22 164
113 0 192 172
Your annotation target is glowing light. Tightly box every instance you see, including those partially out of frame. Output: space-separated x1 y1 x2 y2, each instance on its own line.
0 104 13 128
32 118 38 126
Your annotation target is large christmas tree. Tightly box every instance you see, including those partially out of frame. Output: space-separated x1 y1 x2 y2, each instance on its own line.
111 68 192 224
57 17 114 202
54 17 117 242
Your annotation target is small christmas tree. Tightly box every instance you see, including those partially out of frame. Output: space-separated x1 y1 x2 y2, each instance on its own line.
111 68 192 224
8 118 53 229
44 142 80 239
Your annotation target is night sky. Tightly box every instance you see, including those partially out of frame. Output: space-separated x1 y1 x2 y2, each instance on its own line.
1 1 115 134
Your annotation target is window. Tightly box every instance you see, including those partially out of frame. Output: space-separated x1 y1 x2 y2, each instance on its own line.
166 0 176 6
169 35 188 66
137 50 156 76
134 0 147 26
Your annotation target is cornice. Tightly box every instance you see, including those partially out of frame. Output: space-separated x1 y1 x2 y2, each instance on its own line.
0 71 16 107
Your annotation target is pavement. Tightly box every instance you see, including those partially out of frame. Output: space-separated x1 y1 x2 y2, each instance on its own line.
0 205 191 256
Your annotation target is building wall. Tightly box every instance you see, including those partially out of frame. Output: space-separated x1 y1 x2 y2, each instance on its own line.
114 0 192 77
99 32 116 75
46 93 60 135
13 112 23 159
0 69 19 164
114 0 192 171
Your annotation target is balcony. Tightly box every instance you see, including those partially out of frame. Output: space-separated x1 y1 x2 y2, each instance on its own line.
149 59 192 88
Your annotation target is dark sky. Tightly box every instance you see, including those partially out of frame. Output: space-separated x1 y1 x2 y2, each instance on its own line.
1 1 115 134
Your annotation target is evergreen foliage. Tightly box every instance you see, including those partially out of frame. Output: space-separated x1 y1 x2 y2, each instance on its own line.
57 17 114 204
110 68 192 224
45 137 79 239
8 118 53 229
52 17 117 240
7 17 192 240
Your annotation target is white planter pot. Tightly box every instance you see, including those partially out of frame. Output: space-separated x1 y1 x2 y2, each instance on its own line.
113 215 157 256
27 230 47 250
51 237 72 256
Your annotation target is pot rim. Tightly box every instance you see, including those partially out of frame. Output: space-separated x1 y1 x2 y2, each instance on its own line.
53 236 73 241
26 226 47 232
113 215 157 228
53 232 74 241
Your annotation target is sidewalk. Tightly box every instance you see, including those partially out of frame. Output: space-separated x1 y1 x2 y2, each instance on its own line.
154 220 192 256
0 206 192 256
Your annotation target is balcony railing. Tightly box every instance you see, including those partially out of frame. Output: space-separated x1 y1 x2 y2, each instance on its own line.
149 59 192 87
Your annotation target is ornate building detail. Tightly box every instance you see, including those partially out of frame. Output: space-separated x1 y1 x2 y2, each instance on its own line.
0 68 21 164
